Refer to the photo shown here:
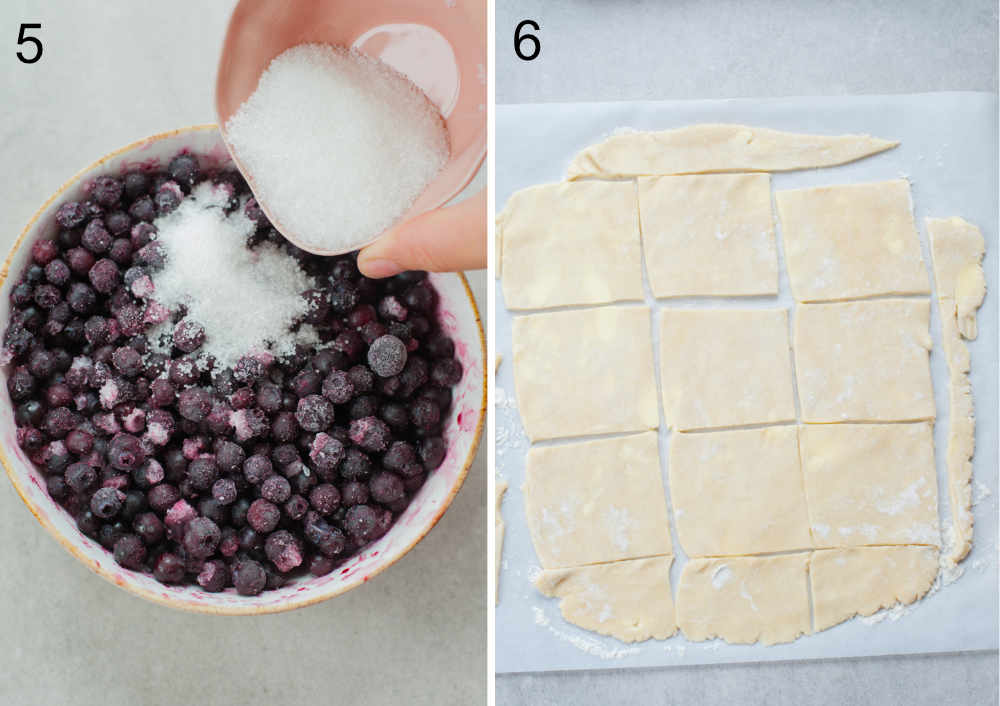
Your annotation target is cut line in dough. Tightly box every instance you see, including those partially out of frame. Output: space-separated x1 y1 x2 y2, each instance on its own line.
534 556 677 643
810 546 940 631
927 217 987 563
566 124 897 179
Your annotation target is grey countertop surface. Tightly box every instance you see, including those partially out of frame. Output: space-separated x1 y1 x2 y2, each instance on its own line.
0 2 485 705
495 0 998 704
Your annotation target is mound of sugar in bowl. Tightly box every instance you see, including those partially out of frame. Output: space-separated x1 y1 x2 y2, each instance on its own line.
224 43 450 253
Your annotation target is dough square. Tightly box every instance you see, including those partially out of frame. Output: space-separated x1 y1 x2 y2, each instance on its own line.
659 308 796 431
799 423 940 547
523 432 672 568
669 426 812 556
775 179 929 302
638 174 778 297
810 546 940 631
794 299 935 423
498 181 644 309
535 556 677 643
513 306 659 441
676 554 811 646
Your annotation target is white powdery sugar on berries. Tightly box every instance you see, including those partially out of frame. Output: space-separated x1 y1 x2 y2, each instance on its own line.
149 182 316 368
224 43 449 253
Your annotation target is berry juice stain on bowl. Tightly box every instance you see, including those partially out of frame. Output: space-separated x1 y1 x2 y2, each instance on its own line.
223 44 450 255
0 127 485 613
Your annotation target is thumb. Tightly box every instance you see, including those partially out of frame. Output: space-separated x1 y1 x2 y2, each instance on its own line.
358 190 486 278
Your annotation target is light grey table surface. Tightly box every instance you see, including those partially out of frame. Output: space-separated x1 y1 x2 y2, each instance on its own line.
0 2 485 705
495 1 998 704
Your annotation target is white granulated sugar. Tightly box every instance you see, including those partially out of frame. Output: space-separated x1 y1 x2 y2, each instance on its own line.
149 182 315 368
225 44 449 253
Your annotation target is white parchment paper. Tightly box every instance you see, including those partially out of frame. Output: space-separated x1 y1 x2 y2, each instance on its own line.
495 92 999 673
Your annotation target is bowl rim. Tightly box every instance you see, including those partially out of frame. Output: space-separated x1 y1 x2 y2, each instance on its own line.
0 125 486 615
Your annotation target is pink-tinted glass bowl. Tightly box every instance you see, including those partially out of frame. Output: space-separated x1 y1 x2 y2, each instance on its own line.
0 126 485 614
215 0 487 255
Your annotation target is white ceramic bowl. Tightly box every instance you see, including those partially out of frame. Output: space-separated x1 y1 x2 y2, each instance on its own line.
0 126 485 614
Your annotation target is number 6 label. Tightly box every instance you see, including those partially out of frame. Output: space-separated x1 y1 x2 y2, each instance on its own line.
514 20 540 61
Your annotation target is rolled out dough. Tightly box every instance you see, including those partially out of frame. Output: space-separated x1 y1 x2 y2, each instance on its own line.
659 308 796 431
497 181 643 309
776 179 929 302
669 426 812 557
512 306 658 441
535 556 677 643
794 299 935 423
637 173 777 297
799 423 940 547
810 546 940 631
566 124 897 179
496 479 507 603
676 554 811 646
523 432 671 568
927 217 987 563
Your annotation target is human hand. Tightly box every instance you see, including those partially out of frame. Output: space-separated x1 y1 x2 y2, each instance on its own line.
357 189 486 278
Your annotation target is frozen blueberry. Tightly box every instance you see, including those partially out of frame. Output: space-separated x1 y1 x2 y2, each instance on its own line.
367 335 407 377
309 483 340 515
92 176 124 207
172 319 205 353
233 559 267 596
186 457 218 490
321 370 354 404
295 394 334 432
410 398 441 430
261 475 291 504
383 441 416 471
82 220 112 255
183 517 221 559
109 433 145 471
56 202 87 229
431 358 463 387
65 462 98 494
113 534 147 569
369 471 404 505
133 512 164 545
264 529 304 572
283 494 309 520
197 559 229 592
344 504 380 543
243 454 273 485
247 498 280 533
88 258 120 294
44 259 71 287
177 388 213 422
90 487 125 518
349 416 391 453
153 552 186 583
420 437 447 470
339 448 372 481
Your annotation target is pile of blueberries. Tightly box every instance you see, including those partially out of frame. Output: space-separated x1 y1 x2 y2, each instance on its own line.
4 154 463 596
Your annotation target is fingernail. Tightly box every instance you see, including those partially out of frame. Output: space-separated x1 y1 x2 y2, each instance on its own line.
360 258 403 279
